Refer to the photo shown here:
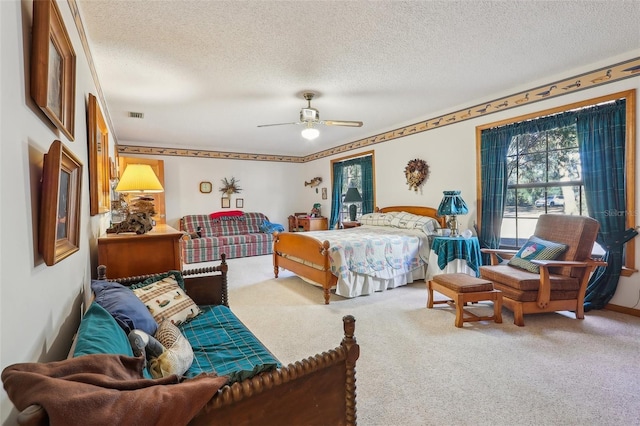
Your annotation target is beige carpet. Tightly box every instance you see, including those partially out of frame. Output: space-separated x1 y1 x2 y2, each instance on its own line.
200 255 640 426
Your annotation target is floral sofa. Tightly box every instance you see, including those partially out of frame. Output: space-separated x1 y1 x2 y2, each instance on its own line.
180 211 280 263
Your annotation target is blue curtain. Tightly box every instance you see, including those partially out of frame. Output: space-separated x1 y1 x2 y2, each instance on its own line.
576 100 637 310
479 125 514 258
329 162 345 229
329 155 374 229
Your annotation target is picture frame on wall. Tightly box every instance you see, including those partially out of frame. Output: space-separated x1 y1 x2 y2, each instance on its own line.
31 0 77 141
236 198 244 208
88 94 110 215
221 198 231 208
39 140 83 266
322 187 327 200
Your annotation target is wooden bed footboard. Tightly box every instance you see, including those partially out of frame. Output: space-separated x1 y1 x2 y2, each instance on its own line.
273 232 337 304
190 315 360 426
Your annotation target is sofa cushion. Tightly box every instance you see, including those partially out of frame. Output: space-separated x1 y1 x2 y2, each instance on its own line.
150 320 194 378
73 302 133 357
508 236 568 273
91 279 158 335
479 264 579 292
180 305 280 383
131 274 201 326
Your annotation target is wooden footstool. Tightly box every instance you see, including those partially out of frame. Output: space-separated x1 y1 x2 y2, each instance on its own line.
427 273 503 328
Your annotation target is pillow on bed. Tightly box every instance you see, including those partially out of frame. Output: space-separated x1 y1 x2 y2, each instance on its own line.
388 211 430 230
91 279 158 335
359 212 393 226
149 319 193 378
131 274 201 326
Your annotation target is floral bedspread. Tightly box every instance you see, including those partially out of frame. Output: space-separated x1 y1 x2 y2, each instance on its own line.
304 226 431 282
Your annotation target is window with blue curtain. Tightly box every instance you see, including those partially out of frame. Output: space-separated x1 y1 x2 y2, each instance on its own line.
329 152 375 229
478 91 636 310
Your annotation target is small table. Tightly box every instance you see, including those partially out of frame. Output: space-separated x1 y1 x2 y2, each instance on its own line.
98 224 183 277
426 236 482 279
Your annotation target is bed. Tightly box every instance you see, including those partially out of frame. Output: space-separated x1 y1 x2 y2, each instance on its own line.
273 206 446 304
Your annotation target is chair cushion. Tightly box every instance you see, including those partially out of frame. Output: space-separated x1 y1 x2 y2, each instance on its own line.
479 264 580 302
507 236 567 273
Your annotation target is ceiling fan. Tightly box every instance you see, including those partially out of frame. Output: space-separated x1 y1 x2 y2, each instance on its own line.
257 92 363 140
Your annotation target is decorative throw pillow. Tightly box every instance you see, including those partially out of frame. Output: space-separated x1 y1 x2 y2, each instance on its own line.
508 236 568 273
73 302 134 357
150 320 194 378
128 329 165 359
132 274 201 326
389 211 436 232
91 279 158 335
359 213 392 227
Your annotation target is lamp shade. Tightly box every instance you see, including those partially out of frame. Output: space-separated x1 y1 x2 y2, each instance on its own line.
343 186 362 203
437 190 468 216
115 164 164 193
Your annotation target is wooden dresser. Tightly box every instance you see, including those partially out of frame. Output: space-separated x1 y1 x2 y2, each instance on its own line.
97 224 182 277
288 215 328 232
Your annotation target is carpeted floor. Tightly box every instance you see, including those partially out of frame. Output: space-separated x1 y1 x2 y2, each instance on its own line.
197 255 640 426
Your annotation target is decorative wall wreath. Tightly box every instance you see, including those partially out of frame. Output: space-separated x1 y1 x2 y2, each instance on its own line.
404 158 429 192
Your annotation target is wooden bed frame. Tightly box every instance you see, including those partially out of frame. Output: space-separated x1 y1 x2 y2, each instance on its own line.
273 206 446 304
17 255 360 426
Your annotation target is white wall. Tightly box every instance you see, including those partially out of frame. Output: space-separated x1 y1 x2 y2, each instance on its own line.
1 1 113 423
118 152 304 228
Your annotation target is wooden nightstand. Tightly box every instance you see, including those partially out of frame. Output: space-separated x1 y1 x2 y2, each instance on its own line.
288 215 328 232
342 221 361 229
97 224 183 277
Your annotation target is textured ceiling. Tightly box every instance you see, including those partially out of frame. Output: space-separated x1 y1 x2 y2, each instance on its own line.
75 0 640 157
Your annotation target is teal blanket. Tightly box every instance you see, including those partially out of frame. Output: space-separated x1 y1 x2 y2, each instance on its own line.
180 305 280 383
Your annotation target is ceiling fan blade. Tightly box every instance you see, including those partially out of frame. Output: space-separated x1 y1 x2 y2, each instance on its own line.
323 120 363 127
257 122 300 128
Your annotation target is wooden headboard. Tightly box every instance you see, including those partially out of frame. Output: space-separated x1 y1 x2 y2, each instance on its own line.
375 205 446 228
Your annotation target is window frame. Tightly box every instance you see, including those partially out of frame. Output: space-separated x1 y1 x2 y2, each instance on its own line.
476 90 636 276
330 150 376 224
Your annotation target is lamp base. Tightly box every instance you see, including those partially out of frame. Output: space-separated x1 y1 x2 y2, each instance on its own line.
349 204 358 221
447 215 460 237
107 212 154 234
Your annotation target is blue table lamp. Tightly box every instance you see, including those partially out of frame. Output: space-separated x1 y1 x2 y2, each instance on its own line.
437 190 469 236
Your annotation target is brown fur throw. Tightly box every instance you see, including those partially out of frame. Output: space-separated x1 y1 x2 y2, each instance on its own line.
2 354 227 426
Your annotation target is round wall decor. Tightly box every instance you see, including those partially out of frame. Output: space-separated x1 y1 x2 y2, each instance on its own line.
404 158 429 192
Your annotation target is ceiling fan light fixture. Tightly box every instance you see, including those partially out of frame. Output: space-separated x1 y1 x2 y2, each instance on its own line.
301 126 320 140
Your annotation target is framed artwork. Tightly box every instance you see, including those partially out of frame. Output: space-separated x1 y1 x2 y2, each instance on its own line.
221 198 231 208
236 198 244 208
39 140 82 266
322 187 328 200
88 94 110 215
31 0 76 141
199 181 212 193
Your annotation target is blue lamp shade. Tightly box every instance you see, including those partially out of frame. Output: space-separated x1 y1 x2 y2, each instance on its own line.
437 191 469 216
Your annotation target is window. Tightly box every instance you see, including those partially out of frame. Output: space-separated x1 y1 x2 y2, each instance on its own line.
503 119 587 248
329 151 375 228
477 90 636 275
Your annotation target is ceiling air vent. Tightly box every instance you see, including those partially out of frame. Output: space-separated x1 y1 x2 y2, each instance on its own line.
128 112 144 119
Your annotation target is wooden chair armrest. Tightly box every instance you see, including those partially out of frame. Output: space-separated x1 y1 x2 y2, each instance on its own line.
531 259 608 268
480 248 518 265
